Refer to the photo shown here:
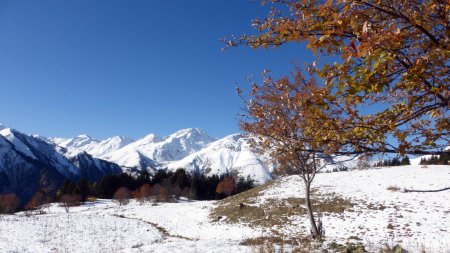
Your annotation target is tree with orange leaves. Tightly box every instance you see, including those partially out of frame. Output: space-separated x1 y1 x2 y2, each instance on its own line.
216 176 236 197
240 72 336 238
231 0 449 157
0 193 21 214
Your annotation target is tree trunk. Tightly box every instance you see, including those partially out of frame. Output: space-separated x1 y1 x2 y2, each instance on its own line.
305 180 319 238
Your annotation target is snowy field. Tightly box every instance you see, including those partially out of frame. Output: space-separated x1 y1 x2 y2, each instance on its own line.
0 165 449 252
259 165 450 252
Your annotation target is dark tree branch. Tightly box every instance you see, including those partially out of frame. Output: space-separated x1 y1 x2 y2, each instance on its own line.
404 187 450 193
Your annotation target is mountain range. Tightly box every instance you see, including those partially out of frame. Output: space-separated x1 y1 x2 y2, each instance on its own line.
0 123 364 201
0 124 273 200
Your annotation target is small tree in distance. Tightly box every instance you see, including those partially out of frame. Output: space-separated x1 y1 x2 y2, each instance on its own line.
26 190 50 214
0 193 21 214
133 184 152 204
157 186 170 202
216 176 236 197
60 194 81 213
113 187 131 206
400 156 411 165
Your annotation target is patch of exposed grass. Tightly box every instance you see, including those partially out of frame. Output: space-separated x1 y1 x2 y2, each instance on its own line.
242 236 323 253
327 241 367 253
217 179 280 206
210 179 355 228
386 186 401 192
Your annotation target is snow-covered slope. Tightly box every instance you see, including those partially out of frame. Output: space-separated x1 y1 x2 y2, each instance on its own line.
1 165 449 253
0 128 79 176
104 128 216 171
0 128 79 200
58 134 99 150
168 134 273 183
45 134 134 159
67 152 123 180
0 127 124 200
80 136 134 158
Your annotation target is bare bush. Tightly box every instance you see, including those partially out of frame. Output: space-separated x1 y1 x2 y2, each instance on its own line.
132 184 152 204
0 193 21 214
60 194 81 213
26 191 50 214
157 186 171 202
113 187 131 206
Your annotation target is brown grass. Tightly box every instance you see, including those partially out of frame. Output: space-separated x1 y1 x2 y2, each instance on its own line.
386 185 401 192
210 179 355 229
242 236 322 253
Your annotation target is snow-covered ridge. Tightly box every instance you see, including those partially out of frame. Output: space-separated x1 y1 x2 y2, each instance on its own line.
0 128 38 160
3 123 411 189
0 126 126 200
103 128 217 171
167 134 273 183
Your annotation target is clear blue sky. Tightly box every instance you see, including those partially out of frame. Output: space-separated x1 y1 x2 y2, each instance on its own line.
0 0 312 139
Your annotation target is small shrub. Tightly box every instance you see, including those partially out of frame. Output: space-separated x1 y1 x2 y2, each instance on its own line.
157 186 171 202
133 184 152 204
113 187 131 206
0 193 21 214
60 194 81 213
25 191 51 214
216 176 236 197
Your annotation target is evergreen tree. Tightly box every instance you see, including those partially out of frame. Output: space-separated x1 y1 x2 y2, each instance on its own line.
400 156 411 165
75 178 90 201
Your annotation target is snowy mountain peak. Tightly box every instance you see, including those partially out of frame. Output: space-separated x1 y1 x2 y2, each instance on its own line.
76 134 92 139
103 128 217 170
141 133 161 143
60 134 99 149
0 128 39 160
165 128 212 141
0 123 6 131
110 136 133 142
0 127 13 135
87 136 135 158
167 133 272 183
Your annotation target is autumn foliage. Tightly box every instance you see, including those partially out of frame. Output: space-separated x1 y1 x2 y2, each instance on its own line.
113 187 132 206
0 193 21 214
216 176 236 197
240 72 330 238
25 191 50 212
232 0 449 156
60 194 81 213
132 184 152 204
229 0 450 239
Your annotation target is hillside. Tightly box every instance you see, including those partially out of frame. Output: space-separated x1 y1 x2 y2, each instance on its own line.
1 165 449 252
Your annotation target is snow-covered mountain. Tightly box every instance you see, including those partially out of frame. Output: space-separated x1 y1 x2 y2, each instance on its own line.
62 135 135 158
1 123 375 202
167 134 273 183
58 134 99 150
41 134 134 159
0 127 123 201
103 128 216 171
0 127 78 200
